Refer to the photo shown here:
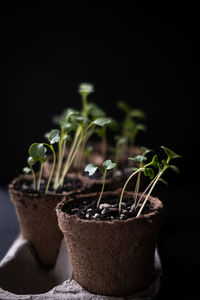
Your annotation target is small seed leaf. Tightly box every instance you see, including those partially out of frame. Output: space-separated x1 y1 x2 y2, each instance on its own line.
136 123 146 131
63 134 72 141
128 155 147 163
169 165 180 173
130 109 146 119
92 117 112 127
27 156 36 166
117 101 130 113
159 178 168 185
78 83 94 95
132 167 139 171
152 154 160 168
103 159 117 170
87 102 106 118
45 129 60 144
141 146 153 156
29 143 47 163
144 167 154 179
161 146 181 160
71 115 88 125
85 163 98 176
23 167 31 174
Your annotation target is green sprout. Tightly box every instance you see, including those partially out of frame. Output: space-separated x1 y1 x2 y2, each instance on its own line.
23 129 60 193
119 146 181 216
85 159 117 208
117 100 146 157
78 82 94 117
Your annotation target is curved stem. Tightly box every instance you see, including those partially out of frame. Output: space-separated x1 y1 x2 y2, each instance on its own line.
30 165 36 190
45 145 56 193
133 171 141 208
37 163 43 191
119 167 144 213
97 169 106 209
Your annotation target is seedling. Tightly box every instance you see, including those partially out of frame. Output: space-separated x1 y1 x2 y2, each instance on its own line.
85 159 117 208
78 82 94 117
119 146 181 216
117 100 146 157
23 129 60 193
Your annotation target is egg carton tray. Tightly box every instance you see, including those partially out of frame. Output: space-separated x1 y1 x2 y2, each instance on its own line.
0 235 162 300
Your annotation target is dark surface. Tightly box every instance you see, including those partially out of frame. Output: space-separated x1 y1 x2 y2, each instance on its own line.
0 2 199 299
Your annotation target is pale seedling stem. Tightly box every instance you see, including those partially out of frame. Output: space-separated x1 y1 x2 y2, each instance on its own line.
30 165 36 190
37 163 43 191
136 157 170 217
45 145 56 193
96 169 106 209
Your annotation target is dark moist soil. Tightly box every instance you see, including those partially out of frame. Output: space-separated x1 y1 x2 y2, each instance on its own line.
14 177 83 194
62 195 153 221
83 169 122 180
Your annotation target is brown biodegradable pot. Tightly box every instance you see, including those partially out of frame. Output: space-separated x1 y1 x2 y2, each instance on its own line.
9 173 93 266
56 190 164 296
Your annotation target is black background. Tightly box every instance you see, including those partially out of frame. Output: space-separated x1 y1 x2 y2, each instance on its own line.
0 2 199 299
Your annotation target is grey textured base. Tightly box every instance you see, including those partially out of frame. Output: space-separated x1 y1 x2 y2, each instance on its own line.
0 235 162 299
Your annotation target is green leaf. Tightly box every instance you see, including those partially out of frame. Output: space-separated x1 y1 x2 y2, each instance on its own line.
103 159 117 170
27 156 36 166
45 129 60 144
87 102 106 118
130 109 146 119
161 146 181 160
115 135 127 145
144 167 154 179
159 178 168 185
85 163 98 176
141 146 153 156
23 167 31 174
117 101 130 113
169 165 180 173
62 122 77 132
92 117 112 127
78 83 94 95
108 118 120 132
29 143 47 163
71 115 89 125
63 134 72 142
64 108 79 121
136 123 146 131
151 154 160 168
128 155 147 163
132 167 139 171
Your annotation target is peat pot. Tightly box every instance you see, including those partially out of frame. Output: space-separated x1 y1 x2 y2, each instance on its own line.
56 189 164 296
9 173 93 266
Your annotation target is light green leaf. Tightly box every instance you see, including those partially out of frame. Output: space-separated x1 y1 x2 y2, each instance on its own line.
63 134 72 142
23 167 31 174
132 167 139 171
87 102 105 118
92 117 112 127
141 146 153 156
103 159 117 170
169 165 180 173
136 123 146 131
27 156 36 166
71 115 89 125
45 129 60 144
159 178 168 185
161 146 181 160
151 154 160 168
29 143 47 163
115 135 127 145
85 163 98 176
78 83 94 95
128 155 147 163
117 101 130 113
130 109 146 119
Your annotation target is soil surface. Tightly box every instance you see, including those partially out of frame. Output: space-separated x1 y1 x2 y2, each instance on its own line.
62 195 153 221
13 177 83 194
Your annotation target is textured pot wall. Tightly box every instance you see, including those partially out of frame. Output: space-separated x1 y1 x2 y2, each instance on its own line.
57 191 164 296
9 174 93 266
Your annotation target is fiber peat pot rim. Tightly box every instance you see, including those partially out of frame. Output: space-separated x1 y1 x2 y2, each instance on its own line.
56 189 164 224
9 173 92 197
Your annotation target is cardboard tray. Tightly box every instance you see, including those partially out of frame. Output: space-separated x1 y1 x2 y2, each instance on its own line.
0 235 162 299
